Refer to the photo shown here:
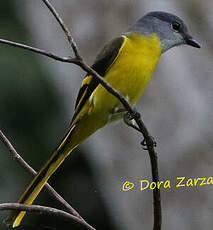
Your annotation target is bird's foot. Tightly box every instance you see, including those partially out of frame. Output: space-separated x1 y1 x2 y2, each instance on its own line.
123 110 142 133
141 136 157 150
125 109 141 121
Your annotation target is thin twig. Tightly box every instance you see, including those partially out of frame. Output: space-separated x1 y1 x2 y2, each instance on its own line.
41 0 81 60
0 130 95 230
0 203 94 229
133 117 161 230
0 39 76 63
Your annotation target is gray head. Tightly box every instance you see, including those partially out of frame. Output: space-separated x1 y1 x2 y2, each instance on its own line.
126 11 201 53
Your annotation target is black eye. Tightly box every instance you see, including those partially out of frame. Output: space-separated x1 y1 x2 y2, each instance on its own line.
172 21 181 32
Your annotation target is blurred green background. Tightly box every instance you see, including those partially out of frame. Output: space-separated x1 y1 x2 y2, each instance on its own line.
0 1 212 230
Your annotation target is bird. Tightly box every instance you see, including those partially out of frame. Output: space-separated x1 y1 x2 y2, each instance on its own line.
7 11 200 227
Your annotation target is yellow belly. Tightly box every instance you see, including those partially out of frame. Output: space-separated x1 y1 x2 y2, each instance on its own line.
92 33 161 117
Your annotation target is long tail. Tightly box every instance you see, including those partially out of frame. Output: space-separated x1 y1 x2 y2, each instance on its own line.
6 125 78 228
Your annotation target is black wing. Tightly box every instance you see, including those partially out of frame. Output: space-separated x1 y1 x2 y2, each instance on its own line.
71 36 125 122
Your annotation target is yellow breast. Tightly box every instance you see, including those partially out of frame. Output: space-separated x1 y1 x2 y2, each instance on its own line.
93 32 161 113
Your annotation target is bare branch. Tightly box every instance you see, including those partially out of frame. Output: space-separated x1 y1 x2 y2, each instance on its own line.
41 0 81 60
0 130 95 230
0 39 76 63
133 116 161 230
0 203 95 229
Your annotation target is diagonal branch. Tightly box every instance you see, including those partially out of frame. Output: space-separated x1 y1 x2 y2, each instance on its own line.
0 203 94 228
41 0 81 60
0 39 76 63
0 130 95 230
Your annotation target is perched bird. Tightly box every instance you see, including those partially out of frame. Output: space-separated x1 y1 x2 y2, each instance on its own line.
7 11 200 227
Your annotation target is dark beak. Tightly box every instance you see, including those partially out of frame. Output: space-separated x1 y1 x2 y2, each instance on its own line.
185 35 201 48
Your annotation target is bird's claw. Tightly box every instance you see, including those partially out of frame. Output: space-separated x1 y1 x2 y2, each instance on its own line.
125 110 141 121
141 136 157 150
